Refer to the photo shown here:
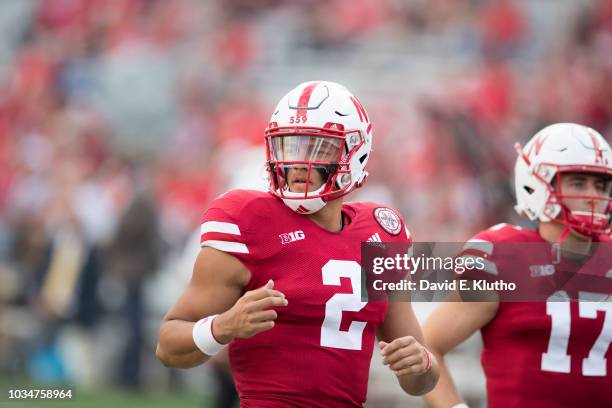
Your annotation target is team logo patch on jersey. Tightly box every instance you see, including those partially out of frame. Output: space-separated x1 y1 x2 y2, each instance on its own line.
373 207 402 236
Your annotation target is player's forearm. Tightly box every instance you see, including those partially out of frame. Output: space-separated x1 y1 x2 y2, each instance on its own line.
422 351 464 407
156 319 210 368
397 356 440 396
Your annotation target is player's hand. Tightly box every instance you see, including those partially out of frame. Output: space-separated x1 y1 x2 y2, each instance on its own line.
212 280 287 344
379 336 433 377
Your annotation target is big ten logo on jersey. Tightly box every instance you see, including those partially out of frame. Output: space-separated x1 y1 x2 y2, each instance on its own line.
279 230 305 244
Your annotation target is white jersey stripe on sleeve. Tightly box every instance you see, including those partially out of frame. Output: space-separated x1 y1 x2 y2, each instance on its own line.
463 239 494 255
201 221 241 236
201 240 249 254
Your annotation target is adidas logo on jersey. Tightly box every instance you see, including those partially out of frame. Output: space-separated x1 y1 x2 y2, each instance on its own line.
279 230 305 244
367 233 382 242
365 232 385 248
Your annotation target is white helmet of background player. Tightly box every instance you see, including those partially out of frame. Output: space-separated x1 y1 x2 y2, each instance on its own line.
265 81 373 214
514 123 612 237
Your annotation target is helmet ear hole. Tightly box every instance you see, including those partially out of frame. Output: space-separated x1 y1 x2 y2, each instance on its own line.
523 186 535 195
359 154 368 164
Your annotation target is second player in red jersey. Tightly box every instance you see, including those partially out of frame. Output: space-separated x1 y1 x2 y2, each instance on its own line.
423 123 612 408
156 81 440 407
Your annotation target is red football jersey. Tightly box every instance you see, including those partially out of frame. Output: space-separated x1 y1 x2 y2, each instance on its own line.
199 189 411 407
464 223 612 408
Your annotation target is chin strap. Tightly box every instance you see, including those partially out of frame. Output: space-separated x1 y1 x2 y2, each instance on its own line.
279 184 327 214
551 226 571 265
557 226 571 243
551 224 598 264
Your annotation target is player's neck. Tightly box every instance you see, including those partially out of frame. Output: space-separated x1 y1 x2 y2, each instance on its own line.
307 199 344 232
538 221 593 257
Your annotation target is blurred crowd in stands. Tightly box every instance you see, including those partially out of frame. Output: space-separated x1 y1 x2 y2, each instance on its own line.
0 0 611 404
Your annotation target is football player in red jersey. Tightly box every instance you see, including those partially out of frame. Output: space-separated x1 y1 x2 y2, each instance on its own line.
156 81 439 407
423 123 612 408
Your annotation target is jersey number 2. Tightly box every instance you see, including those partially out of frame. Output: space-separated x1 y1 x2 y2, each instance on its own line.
542 291 611 376
320 260 367 350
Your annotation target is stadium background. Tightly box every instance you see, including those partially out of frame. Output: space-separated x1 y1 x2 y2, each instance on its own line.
0 0 610 407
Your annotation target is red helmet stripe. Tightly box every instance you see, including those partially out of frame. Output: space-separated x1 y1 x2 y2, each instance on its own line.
350 96 368 123
296 82 319 120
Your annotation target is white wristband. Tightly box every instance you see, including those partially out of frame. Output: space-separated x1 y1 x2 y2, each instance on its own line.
451 404 469 408
192 315 226 356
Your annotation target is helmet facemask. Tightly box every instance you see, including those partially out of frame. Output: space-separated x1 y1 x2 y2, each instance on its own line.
546 169 612 237
265 123 366 212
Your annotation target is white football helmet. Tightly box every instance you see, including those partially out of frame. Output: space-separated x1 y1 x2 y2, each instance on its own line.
514 123 612 237
265 81 373 214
